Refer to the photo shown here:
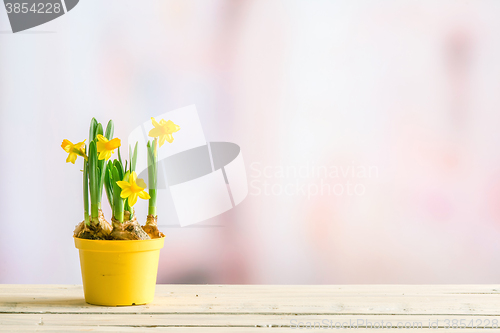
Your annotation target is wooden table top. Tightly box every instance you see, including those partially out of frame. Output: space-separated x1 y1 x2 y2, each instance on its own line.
1 284 500 331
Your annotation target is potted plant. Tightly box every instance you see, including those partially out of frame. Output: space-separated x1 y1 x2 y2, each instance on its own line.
62 117 180 306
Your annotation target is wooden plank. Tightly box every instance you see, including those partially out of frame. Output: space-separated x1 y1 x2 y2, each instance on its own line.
1 327 500 333
3 284 500 294
2 285 500 331
0 327 283 332
2 313 500 328
1 285 500 315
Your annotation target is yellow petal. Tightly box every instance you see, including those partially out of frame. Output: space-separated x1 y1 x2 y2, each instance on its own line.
116 181 130 189
159 135 166 147
61 139 73 153
104 151 113 160
136 178 147 189
138 190 150 200
148 127 162 138
66 153 77 164
128 193 138 206
74 140 86 149
96 134 108 143
151 117 160 128
129 171 137 184
96 141 107 152
120 188 132 198
166 134 174 143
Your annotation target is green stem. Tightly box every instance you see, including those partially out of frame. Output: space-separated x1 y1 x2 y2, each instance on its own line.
83 160 90 225
148 190 157 216
90 203 99 222
113 199 124 223
111 165 124 223
124 200 130 215
89 141 99 223
147 138 158 216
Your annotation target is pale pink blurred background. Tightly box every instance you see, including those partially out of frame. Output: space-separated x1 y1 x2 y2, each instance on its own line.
2 0 500 284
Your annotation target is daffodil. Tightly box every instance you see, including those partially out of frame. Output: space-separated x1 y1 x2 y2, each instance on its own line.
116 171 150 207
148 117 180 147
96 134 121 160
61 139 87 164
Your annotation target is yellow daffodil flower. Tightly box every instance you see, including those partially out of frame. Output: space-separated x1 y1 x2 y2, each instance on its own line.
61 139 87 164
148 117 180 147
96 134 121 160
116 171 150 207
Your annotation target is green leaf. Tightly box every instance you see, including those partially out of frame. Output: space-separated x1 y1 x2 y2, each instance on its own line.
111 164 124 223
153 137 158 165
148 139 158 188
129 145 132 172
124 199 130 216
104 160 114 208
96 123 104 137
147 140 156 188
97 162 107 204
117 146 123 166
113 159 124 180
89 118 98 142
95 122 107 203
88 141 99 220
105 120 114 140
83 155 90 225
131 142 138 172
107 160 114 175
89 141 97 197
147 139 158 214
96 165 102 203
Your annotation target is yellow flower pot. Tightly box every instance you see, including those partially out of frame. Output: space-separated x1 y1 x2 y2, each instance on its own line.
74 237 164 306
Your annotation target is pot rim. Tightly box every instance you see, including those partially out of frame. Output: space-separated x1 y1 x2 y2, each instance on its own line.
74 236 165 252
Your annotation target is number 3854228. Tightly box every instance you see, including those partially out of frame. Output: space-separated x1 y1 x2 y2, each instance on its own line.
5 2 62 14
